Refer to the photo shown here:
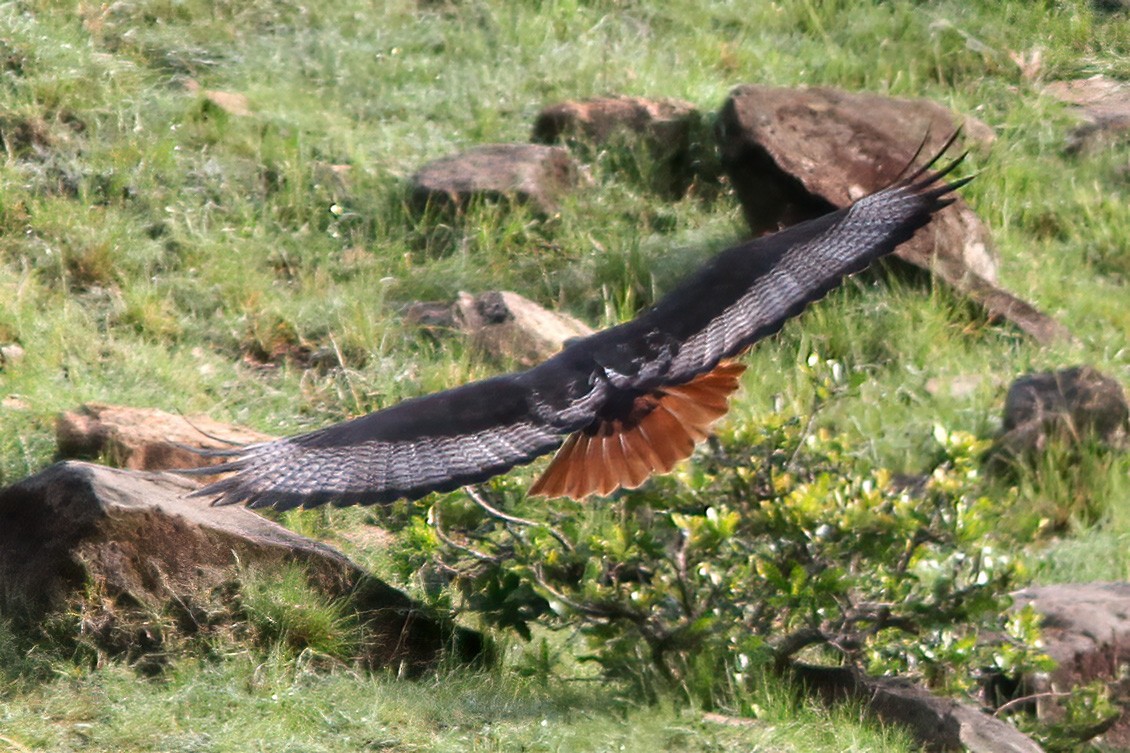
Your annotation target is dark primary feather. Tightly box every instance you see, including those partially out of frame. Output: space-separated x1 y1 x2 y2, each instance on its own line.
186 145 970 509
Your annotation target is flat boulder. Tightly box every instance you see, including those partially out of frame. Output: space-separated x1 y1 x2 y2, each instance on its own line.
408 143 579 215
532 95 698 145
0 461 481 671
1013 582 1130 745
56 402 273 471
791 663 1045 752
717 84 1070 344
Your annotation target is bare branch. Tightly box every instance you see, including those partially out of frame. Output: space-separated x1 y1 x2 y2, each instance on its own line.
463 485 574 552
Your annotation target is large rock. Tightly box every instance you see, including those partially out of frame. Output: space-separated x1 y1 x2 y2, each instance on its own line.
405 290 594 367
532 95 698 145
717 85 1070 345
56 402 273 471
1013 583 1130 745
408 143 579 215
989 366 1128 467
791 663 1045 753
455 290 593 366
0 462 481 671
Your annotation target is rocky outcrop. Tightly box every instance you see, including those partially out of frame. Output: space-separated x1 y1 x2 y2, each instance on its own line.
408 143 579 215
0 462 481 671
716 84 1070 344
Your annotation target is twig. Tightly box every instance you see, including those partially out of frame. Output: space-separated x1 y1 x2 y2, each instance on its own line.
430 503 502 564
530 564 646 622
463 485 574 552
993 690 1075 717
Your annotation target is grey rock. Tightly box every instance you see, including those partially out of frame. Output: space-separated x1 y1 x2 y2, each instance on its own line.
1044 76 1130 153
1013 582 1130 743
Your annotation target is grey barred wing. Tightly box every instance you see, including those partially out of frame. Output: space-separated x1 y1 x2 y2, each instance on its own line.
640 154 972 385
188 372 600 510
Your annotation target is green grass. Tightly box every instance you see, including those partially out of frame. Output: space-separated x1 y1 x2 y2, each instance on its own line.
2 0 1130 749
0 651 915 753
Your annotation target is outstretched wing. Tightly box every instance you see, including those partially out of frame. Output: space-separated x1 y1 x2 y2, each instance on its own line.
527 149 971 498
620 152 971 386
187 372 605 509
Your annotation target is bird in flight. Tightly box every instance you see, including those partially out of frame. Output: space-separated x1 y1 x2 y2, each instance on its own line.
188 139 970 510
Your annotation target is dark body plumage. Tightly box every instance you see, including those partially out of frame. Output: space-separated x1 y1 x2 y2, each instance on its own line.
188 146 970 510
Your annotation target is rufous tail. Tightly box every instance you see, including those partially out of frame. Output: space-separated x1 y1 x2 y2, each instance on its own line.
528 360 746 499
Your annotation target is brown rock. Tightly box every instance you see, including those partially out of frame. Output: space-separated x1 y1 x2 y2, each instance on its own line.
1044 76 1130 152
56 402 274 471
717 84 1070 344
409 143 579 215
454 290 594 367
185 79 252 117
791 663 1045 752
0 461 481 671
532 95 709 196
990 366 1128 464
532 95 698 144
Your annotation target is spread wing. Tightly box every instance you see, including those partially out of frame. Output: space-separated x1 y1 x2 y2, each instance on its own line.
601 153 971 388
186 371 606 509
527 149 972 498
188 143 969 509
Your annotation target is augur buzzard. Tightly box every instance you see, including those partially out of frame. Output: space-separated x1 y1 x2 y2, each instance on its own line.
188 142 970 509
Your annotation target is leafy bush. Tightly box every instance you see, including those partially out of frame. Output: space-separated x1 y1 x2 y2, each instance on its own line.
420 409 1050 708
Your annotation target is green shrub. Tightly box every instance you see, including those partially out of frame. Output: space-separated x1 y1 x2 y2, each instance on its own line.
426 413 1051 708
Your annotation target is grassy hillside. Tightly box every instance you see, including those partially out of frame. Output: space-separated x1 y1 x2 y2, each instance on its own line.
2 0 1129 750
